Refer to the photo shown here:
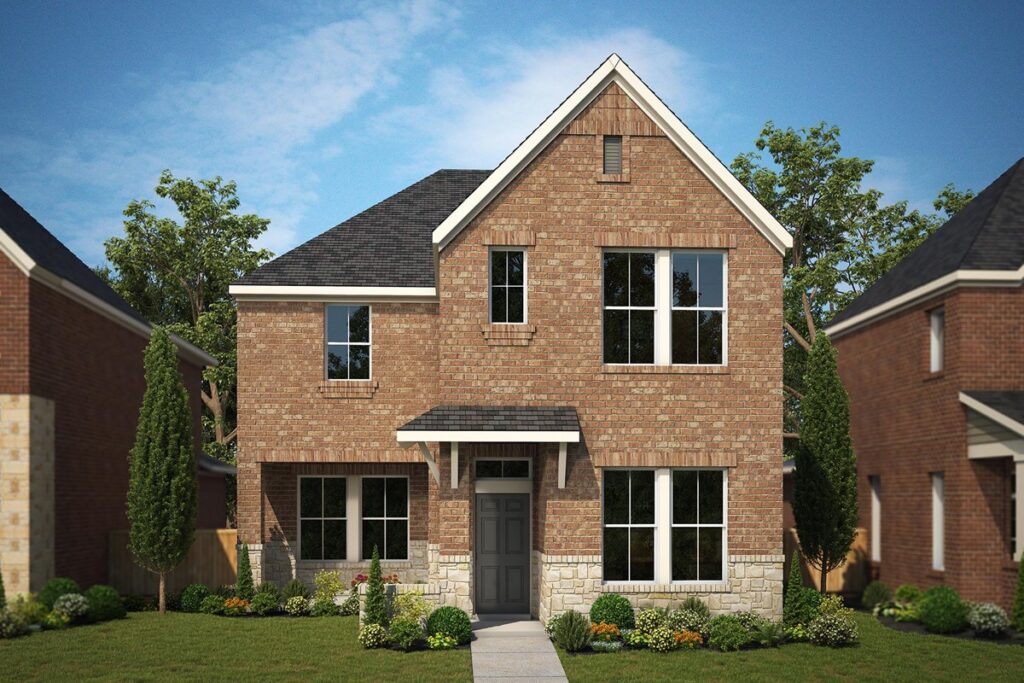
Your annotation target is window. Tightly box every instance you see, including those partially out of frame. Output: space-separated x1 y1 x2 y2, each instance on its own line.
603 470 656 581
1012 462 1020 561
671 253 725 364
326 305 371 380
932 472 944 570
603 135 623 174
475 459 530 479
869 476 881 562
490 249 526 323
299 477 347 561
603 252 655 364
930 308 944 373
362 477 408 560
671 470 725 581
603 468 727 584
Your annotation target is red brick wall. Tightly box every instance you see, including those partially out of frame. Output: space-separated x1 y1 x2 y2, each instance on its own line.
835 287 1023 608
0 253 29 393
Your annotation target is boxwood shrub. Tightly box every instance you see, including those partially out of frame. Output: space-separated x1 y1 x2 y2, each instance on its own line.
919 586 967 634
426 606 472 645
38 577 80 610
178 584 210 613
589 594 635 630
84 585 126 622
862 580 892 609
707 615 751 652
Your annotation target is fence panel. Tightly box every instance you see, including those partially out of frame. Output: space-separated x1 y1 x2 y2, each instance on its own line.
783 527 868 597
109 529 237 595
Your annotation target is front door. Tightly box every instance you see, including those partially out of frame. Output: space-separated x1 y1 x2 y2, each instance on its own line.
475 493 530 614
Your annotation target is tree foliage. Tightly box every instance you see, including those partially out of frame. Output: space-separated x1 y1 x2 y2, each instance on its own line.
127 327 197 614
236 543 254 601
793 333 858 592
363 546 388 627
1013 556 1024 632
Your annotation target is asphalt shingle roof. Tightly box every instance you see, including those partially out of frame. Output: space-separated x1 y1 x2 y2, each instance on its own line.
0 187 146 324
399 406 580 433
962 391 1024 428
831 157 1024 326
236 169 491 288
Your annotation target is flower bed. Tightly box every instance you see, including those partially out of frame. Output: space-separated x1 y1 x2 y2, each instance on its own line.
0 577 127 640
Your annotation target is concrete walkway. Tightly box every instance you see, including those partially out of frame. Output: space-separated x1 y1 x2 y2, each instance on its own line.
470 617 569 682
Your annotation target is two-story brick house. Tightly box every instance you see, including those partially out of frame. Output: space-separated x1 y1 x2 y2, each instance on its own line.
826 158 1024 609
231 55 791 620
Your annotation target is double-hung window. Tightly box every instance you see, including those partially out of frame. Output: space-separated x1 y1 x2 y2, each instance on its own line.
326 305 371 380
362 477 409 560
490 248 527 323
671 253 725 364
602 252 656 364
299 477 347 561
671 470 724 581
602 470 656 581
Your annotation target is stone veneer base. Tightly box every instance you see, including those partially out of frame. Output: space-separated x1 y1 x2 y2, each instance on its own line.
255 539 430 588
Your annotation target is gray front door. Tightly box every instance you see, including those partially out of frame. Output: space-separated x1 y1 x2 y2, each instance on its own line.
475 493 530 614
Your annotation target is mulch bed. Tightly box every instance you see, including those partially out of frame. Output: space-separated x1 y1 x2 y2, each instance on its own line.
877 615 1024 646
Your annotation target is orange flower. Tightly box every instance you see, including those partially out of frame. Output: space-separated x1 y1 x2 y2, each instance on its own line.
674 630 703 649
590 621 621 641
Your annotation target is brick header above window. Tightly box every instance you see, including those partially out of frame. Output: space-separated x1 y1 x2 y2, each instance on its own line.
598 452 738 468
594 232 737 249
481 230 536 246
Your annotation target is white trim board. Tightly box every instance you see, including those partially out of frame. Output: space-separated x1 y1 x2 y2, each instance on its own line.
959 392 1024 439
229 284 437 303
431 54 792 256
397 430 580 444
0 227 216 367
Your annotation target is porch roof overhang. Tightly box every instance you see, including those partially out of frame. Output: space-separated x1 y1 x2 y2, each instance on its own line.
395 405 581 445
960 391 1024 460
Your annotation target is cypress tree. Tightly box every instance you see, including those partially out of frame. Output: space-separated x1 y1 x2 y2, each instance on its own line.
237 543 254 601
127 327 197 614
793 332 858 594
783 551 803 627
1013 556 1024 631
0 558 6 609
363 545 387 627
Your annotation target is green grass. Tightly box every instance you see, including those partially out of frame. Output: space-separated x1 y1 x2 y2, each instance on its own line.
558 612 1024 682
0 613 472 682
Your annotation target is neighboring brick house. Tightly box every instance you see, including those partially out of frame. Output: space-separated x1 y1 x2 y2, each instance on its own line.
826 157 1024 609
231 55 792 620
0 187 228 595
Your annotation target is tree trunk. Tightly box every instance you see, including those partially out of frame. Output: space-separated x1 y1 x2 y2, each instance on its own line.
819 562 828 595
159 572 166 615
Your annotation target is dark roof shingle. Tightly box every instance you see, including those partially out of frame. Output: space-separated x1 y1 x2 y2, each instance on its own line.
962 391 1024 428
236 169 491 289
831 157 1024 326
399 406 580 433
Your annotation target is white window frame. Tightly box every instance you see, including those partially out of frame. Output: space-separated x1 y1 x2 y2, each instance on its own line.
668 469 728 584
669 250 728 366
474 457 532 480
869 475 881 562
601 468 658 583
296 475 349 562
602 467 728 585
361 475 410 561
325 304 372 381
488 247 528 324
602 249 728 367
932 472 945 571
929 307 945 373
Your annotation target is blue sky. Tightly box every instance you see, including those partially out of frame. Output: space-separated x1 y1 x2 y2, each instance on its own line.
1 0 1021 266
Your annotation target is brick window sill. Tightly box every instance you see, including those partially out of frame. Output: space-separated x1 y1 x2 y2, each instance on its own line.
481 323 537 346
317 380 378 399
602 364 730 375
923 370 946 382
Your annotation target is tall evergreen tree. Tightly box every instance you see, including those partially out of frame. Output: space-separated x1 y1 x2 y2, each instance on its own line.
1013 556 1024 631
0 559 6 609
793 332 858 593
782 551 803 627
363 546 387 627
127 327 197 614
236 543 254 601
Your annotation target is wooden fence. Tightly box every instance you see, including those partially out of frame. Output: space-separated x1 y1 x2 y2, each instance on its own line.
109 529 238 596
783 527 869 598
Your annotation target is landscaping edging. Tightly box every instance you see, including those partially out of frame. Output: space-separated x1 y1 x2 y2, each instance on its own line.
876 614 1024 646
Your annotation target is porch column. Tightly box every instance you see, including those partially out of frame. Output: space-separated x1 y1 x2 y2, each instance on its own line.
1016 458 1024 561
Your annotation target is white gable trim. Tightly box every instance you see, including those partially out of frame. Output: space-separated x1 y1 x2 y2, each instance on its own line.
960 392 1024 439
432 54 792 255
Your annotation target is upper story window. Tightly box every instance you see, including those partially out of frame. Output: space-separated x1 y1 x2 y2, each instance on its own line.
490 248 526 323
603 135 623 174
929 307 945 373
603 250 726 366
326 305 370 380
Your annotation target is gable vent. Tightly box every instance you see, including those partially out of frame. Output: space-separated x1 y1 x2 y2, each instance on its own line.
603 135 623 174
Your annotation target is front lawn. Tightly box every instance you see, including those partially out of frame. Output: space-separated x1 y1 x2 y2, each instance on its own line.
0 613 472 682
558 612 1024 682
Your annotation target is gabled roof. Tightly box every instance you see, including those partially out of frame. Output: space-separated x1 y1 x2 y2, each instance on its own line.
432 54 793 255
828 158 1024 336
232 170 489 295
959 391 1024 438
396 405 580 444
0 187 217 367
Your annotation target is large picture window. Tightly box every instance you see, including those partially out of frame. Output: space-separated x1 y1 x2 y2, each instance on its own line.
326 305 371 380
362 477 409 560
671 252 725 365
490 248 527 323
299 477 347 561
602 470 656 581
602 252 656 364
671 470 725 581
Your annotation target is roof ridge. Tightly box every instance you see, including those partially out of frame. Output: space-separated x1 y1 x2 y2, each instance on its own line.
957 157 1023 269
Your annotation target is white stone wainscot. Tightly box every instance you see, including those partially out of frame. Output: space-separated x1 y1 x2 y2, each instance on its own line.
433 553 473 614
259 539 430 588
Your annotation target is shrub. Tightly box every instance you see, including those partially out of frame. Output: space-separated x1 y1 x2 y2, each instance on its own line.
591 640 624 653
250 591 280 616
635 607 668 635
622 629 647 648
8 595 46 626
314 570 345 603
968 602 1010 638
39 577 80 610
427 606 472 645
390 615 424 651
753 620 787 647
591 621 621 642
215 585 236 599
675 629 703 649
53 593 89 621
668 608 708 637
282 578 310 600
679 595 710 620
427 632 457 650
894 605 921 623
284 595 309 616
817 595 851 617
735 610 770 633
647 626 677 653
393 591 432 623
236 544 255 601
553 609 591 652
894 584 924 605
358 623 389 649
545 613 564 640
339 589 360 617
919 586 967 634
0 609 28 639
807 612 859 647
121 594 156 612
42 611 70 630
1013 557 1024 632
85 585 126 622
785 623 809 642
707 615 752 652
256 581 282 603
862 580 892 610
589 593 635 630
783 553 821 627
179 584 210 613
311 598 340 617
0 562 5 609
200 594 225 615
222 597 249 616
363 546 388 627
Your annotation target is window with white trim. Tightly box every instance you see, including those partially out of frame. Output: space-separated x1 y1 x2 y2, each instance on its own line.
602 252 655 364
929 307 945 373
299 476 347 561
475 459 530 479
362 477 408 560
671 253 725 364
671 470 724 581
490 248 526 323
869 475 881 562
602 470 655 581
326 305 371 380
932 472 944 570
